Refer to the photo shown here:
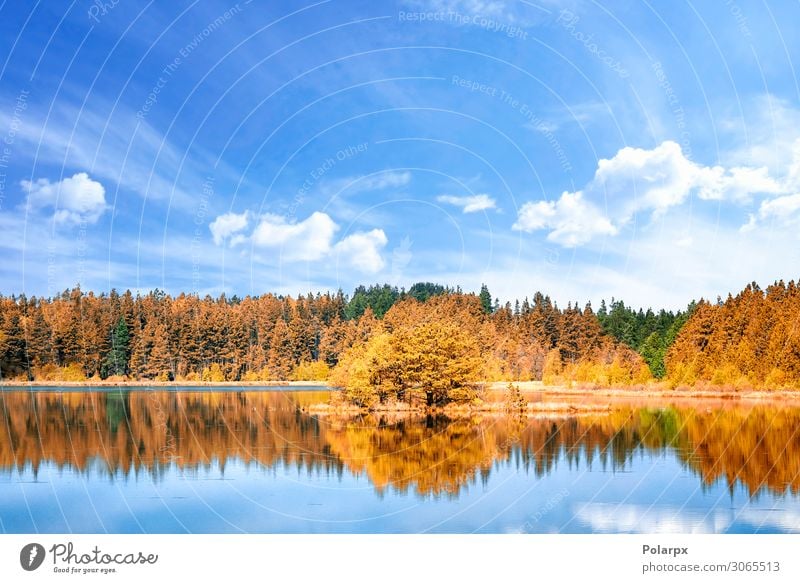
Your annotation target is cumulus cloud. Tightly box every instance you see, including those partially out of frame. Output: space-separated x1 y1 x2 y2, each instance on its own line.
695 165 783 202
436 193 497 213
516 140 799 246
215 209 390 273
209 211 249 245
594 141 782 217
22 172 107 224
251 211 339 261
333 229 389 273
513 191 617 247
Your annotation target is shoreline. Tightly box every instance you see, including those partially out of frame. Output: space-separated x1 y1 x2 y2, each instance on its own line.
483 381 800 401
0 380 329 388
2 379 798 401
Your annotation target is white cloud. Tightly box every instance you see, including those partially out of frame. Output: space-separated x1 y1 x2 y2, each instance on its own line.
695 165 783 202
321 171 411 198
209 211 249 245
251 211 339 261
528 120 559 133
22 172 107 224
759 192 800 217
437 193 497 213
596 141 699 215
358 171 411 191
403 205 800 312
0 99 224 212
593 141 778 214
742 193 800 232
523 101 610 133
517 140 798 246
513 191 617 247
333 229 389 273
211 210 391 273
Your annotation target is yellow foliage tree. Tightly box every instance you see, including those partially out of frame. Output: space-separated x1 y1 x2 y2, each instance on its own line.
201 362 225 382
290 360 331 381
332 318 483 407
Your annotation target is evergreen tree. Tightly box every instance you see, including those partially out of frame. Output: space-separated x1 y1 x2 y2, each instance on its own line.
102 318 130 377
479 284 492 314
0 307 27 379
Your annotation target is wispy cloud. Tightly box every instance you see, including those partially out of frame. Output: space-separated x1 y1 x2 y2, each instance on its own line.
523 101 611 133
321 171 412 223
0 98 210 211
437 193 497 213
320 170 412 198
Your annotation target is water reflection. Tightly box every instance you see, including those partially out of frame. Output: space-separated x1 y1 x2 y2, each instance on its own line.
0 390 338 478
2 389 799 499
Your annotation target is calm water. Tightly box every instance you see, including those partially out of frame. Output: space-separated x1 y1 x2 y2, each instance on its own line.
1 387 799 534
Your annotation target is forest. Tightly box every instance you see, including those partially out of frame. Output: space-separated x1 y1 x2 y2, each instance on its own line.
1 279 799 400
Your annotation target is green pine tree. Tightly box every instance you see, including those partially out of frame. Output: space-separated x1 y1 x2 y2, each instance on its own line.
479 284 492 314
102 318 130 377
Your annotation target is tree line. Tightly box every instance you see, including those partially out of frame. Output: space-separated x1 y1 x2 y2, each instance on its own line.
666 280 800 388
0 284 647 389
1 280 799 394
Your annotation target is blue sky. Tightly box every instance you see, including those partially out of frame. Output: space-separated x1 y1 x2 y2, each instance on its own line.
1 0 799 309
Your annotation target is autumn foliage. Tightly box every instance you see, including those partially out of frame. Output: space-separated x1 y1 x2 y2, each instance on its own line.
15 280 800 397
0 285 650 398
331 293 650 405
0 287 352 383
330 296 487 406
665 281 800 389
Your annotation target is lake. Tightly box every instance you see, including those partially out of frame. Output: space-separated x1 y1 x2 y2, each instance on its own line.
1 387 799 533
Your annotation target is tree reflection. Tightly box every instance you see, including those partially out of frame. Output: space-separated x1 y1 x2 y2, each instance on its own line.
1 391 798 497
